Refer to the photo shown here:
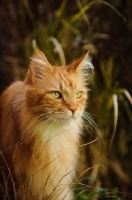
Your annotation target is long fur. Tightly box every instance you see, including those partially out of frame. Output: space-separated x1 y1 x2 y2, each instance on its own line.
0 48 92 200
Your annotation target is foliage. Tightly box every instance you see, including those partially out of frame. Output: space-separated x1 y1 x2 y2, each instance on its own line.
0 0 132 199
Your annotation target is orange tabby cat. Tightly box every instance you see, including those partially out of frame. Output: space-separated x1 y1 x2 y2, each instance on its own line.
0 48 93 200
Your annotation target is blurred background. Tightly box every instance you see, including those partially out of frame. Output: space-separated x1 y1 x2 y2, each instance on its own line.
0 0 132 199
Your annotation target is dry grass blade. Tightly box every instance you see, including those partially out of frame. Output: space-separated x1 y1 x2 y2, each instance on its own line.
119 89 132 105
50 37 66 66
109 94 118 149
0 151 17 200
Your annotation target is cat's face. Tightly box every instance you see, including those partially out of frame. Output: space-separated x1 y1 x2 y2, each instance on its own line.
25 48 92 125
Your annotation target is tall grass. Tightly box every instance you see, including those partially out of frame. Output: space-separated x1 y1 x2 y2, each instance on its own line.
0 0 132 199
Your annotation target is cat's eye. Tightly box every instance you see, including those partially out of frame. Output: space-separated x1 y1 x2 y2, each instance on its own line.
76 91 82 98
51 91 62 99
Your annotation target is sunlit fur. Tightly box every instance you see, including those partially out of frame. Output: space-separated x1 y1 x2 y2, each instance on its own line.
0 48 93 200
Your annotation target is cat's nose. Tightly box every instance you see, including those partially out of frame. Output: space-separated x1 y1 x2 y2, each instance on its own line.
69 108 77 115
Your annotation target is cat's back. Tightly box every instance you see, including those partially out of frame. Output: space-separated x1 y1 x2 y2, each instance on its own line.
0 80 25 126
0 81 25 151
0 81 25 105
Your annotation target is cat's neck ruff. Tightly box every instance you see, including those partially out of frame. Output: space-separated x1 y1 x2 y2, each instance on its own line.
20 111 82 152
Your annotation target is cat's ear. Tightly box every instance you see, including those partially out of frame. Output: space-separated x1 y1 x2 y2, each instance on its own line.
25 47 51 85
31 47 50 65
66 51 93 73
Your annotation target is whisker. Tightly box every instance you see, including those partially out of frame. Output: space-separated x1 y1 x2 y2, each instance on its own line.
82 111 105 145
20 119 51 143
20 109 71 143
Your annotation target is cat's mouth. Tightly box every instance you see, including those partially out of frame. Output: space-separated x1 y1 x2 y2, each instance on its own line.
41 110 80 124
52 113 79 124
55 116 72 122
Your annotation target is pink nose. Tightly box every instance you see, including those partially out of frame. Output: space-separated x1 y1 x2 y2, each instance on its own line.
69 109 77 115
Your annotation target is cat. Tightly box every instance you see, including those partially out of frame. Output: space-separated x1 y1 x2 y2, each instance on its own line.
0 47 93 200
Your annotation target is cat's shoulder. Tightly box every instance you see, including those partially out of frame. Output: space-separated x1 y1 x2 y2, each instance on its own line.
3 81 24 92
0 81 25 100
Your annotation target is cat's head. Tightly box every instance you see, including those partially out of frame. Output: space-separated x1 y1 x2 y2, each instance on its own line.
25 48 93 124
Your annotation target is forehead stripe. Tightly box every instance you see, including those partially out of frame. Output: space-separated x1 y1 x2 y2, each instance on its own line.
58 70 75 89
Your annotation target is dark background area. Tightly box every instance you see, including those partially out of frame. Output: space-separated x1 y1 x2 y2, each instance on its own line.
0 0 132 199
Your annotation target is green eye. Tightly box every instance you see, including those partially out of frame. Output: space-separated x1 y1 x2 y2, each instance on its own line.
76 91 82 98
51 91 62 99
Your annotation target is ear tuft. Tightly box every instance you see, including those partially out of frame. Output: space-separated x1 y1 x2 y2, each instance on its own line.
67 51 94 72
31 47 50 64
25 48 51 85
81 53 94 72
66 52 94 85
